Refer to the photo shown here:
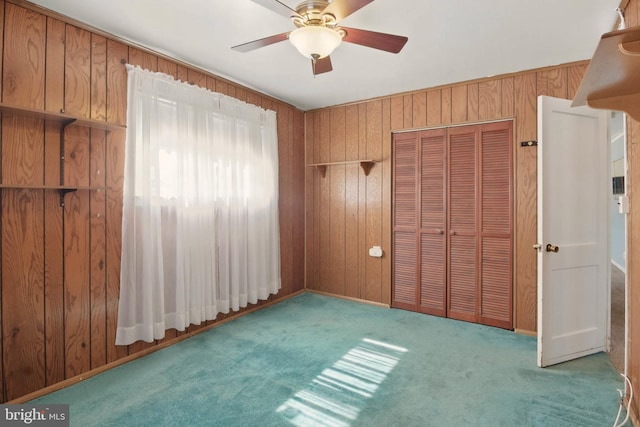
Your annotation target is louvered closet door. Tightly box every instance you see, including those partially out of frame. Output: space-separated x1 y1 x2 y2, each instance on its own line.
418 129 447 315
479 122 513 329
447 126 480 323
392 132 418 310
392 121 512 329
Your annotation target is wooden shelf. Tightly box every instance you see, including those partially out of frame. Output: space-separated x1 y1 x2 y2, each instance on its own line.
0 184 104 190
572 25 640 121
0 102 122 206
308 160 378 177
0 184 105 206
0 102 125 131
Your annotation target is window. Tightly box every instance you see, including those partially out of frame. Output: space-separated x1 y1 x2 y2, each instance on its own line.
116 65 281 345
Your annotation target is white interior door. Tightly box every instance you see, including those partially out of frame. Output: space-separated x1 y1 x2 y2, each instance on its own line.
537 95 610 368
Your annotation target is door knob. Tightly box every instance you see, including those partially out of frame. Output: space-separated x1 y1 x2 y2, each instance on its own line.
533 243 542 251
545 244 559 253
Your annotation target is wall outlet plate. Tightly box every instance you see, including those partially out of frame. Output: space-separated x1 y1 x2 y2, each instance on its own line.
369 246 383 257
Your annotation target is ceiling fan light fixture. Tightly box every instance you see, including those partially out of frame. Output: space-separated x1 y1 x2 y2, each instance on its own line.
289 26 342 60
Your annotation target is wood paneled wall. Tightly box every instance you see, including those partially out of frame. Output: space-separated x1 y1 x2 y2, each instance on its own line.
305 61 588 332
0 0 305 402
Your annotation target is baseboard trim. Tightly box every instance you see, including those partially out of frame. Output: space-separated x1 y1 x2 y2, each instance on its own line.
305 289 391 309
8 289 305 404
515 328 537 337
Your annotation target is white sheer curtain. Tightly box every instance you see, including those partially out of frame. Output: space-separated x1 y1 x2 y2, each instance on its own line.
116 65 281 346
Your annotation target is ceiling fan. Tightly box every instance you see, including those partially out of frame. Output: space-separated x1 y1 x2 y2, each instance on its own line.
231 0 408 75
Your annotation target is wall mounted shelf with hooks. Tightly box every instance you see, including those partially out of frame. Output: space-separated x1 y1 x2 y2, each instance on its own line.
307 160 378 178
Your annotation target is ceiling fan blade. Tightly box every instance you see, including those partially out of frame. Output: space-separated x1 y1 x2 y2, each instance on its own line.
313 56 333 75
251 0 302 19
341 26 408 53
231 32 290 52
321 0 374 22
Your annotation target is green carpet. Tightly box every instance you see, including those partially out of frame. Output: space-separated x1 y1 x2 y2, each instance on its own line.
32 293 627 426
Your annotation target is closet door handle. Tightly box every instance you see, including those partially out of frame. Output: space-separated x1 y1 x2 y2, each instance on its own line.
450 230 456 236
435 229 444 235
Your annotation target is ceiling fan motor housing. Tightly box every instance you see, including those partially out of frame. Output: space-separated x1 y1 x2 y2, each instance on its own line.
293 0 337 28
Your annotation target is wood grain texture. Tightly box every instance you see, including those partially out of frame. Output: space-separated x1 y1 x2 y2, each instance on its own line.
513 72 537 332
128 47 157 72
365 100 383 302
390 96 403 130
44 191 64 387
158 57 177 78
467 83 479 122
501 77 514 118
412 92 427 129
64 25 91 118
479 79 501 120
43 122 61 192
311 111 321 291
441 88 452 124
381 98 392 305
2 3 45 108
64 126 90 187
357 103 367 299
403 94 413 129
567 63 587 101
330 107 346 295
2 190 45 400
217 79 230 96
292 109 305 292
344 105 359 298
304 112 315 290
426 90 442 126
278 104 292 297
319 110 331 293
106 40 127 126
91 34 107 121
90 129 107 367
45 17 65 113
105 130 126 363
64 192 91 377
451 85 467 123
42 15 64 389
246 91 261 108
537 67 567 98
1 117 44 185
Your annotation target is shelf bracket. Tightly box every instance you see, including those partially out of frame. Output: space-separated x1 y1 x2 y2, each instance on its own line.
316 165 328 178
57 188 76 207
59 118 77 187
360 161 375 176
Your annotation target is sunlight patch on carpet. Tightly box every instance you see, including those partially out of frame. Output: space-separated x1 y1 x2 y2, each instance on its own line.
276 338 408 426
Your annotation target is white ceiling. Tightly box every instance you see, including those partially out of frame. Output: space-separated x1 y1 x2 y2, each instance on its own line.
27 0 621 111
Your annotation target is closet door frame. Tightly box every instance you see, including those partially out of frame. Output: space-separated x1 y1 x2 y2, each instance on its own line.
391 119 514 329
